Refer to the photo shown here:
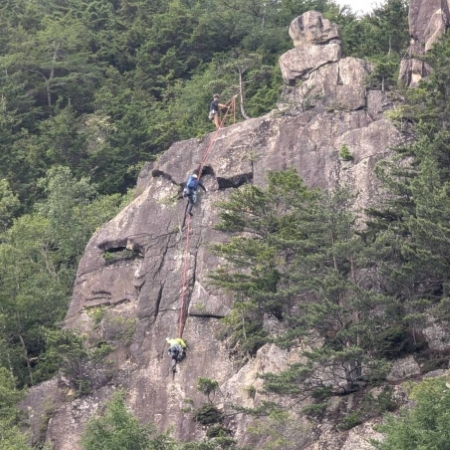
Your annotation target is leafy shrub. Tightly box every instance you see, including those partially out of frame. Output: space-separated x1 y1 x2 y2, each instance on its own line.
197 377 219 403
371 325 420 360
371 378 450 449
245 385 256 399
193 404 224 426
339 144 353 161
102 248 141 264
206 425 231 438
90 342 115 362
338 410 363 430
362 387 397 416
88 306 106 328
103 315 137 345
82 391 176 449
301 403 328 419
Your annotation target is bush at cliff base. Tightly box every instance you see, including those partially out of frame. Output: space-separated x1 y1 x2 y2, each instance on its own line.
372 378 450 450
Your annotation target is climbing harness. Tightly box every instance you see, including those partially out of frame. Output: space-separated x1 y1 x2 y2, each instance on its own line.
176 95 237 340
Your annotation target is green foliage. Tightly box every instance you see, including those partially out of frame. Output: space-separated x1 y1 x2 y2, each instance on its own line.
367 33 450 367
102 248 142 265
339 144 353 161
362 387 398 416
338 386 398 431
0 0 408 204
0 166 125 387
82 391 177 450
102 315 137 346
212 169 394 399
192 404 224 426
338 410 363 430
206 425 232 439
197 377 220 403
245 385 256 399
372 379 450 450
371 325 423 360
334 0 409 62
39 329 92 396
0 179 20 232
88 307 106 328
0 421 31 450
301 403 328 419
246 408 310 450
0 367 24 421
0 368 31 449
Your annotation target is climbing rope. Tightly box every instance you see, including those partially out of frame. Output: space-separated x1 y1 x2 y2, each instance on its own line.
177 95 237 339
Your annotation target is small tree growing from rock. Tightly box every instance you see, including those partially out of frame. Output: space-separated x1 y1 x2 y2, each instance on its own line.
197 377 220 404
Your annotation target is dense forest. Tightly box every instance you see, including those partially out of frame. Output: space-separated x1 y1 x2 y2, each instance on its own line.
5 0 450 448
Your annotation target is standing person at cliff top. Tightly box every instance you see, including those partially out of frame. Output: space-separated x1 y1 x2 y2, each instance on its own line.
209 93 228 129
183 173 206 216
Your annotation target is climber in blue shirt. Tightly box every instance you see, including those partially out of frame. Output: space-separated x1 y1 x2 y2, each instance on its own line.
183 173 206 216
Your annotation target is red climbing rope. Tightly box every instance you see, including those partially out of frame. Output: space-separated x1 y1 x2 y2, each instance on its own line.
177 95 237 338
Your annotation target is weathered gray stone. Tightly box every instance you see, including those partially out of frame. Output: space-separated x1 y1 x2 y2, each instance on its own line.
399 57 433 87
279 43 341 84
340 420 384 450
45 386 114 450
20 379 65 447
367 90 393 121
136 161 154 192
289 11 341 47
279 12 368 112
387 356 421 382
423 316 450 351
408 0 450 53
391 384 409 403
423 368 447 378
280 55 370 111
400 0 450 86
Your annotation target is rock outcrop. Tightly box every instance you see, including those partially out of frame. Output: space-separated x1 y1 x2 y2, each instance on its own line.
400 0 450 86
24 12 404 450
279 11 342 83
279 10 371 113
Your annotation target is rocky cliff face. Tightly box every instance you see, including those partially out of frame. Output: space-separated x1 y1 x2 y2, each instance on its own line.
23 11 404 450
400 0 450 86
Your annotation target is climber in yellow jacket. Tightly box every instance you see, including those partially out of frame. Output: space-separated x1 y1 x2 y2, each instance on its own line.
166 337 186 363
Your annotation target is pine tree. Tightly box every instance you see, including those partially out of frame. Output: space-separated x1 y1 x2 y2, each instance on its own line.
212 170 394 399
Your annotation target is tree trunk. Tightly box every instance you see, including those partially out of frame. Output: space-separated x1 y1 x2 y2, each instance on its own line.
239 69 250 120
19 333 34 385
47 42 61 107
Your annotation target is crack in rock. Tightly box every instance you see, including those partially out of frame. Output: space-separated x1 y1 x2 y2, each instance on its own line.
217 172 253 190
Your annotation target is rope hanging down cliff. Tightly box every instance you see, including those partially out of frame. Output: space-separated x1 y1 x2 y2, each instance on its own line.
177 95 237 339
